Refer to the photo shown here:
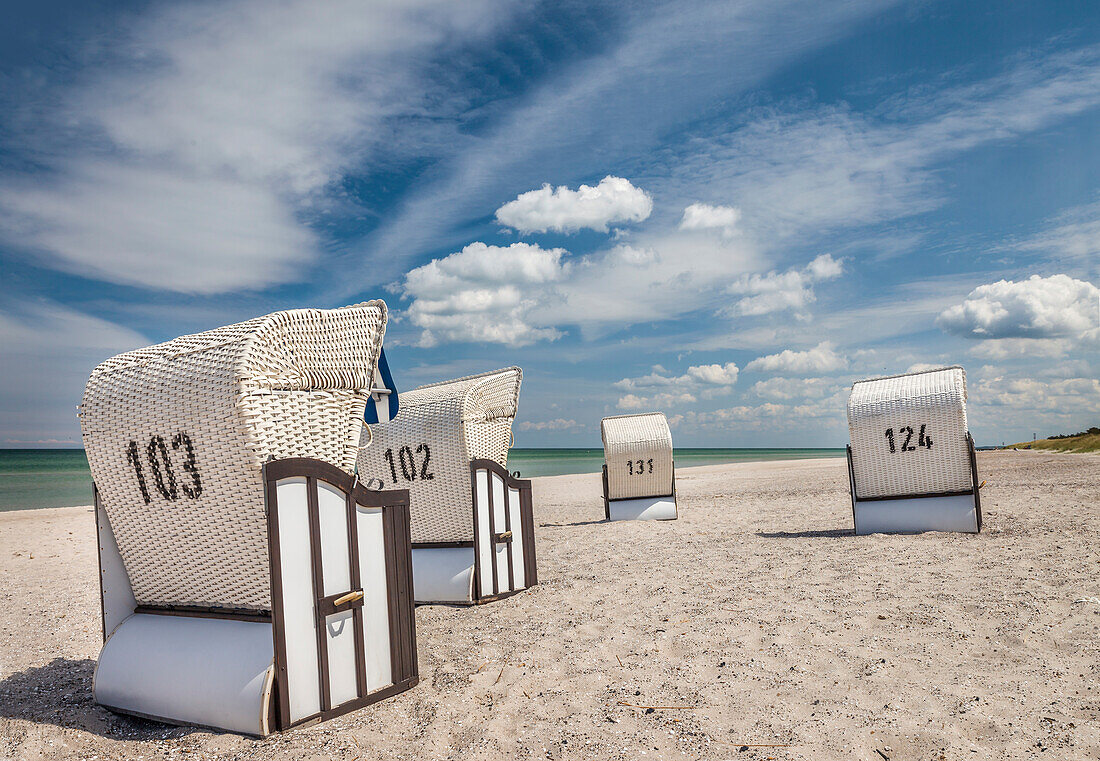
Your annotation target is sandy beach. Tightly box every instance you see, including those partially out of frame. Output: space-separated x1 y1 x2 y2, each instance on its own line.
1 451 1097 761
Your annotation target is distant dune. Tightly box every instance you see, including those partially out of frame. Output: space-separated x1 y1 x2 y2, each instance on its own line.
1006 430 1100 453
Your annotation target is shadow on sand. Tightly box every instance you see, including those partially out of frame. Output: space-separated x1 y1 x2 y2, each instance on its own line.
0 657 196 740
756 528 855 539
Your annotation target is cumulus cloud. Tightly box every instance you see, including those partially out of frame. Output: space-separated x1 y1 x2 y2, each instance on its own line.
402 242 569 347
679 203 741 236
617 392 698 410
726 254 843 317
973 376 1100 413
751 376 834 401
667 398 842 432
516 418 582 431
614 360 739 409
937 274 1099 339
495 176 652 234
744 341 848 375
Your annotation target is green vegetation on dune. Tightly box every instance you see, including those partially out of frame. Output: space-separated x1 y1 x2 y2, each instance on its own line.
1006 427 1100 453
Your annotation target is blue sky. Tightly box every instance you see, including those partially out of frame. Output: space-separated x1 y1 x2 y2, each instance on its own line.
1 0 1097 447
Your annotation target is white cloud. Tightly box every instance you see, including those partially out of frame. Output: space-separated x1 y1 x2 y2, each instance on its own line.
937 274 1099 339
972 376 1100 413
968 337 1076 360
667 398 843 432
338 1 898 297
516 418 582 431
495 176 653 234
402 241 569 347
725 254 842 317
617 392 698 410
402 223 762 345
751 376 834 401
685 362 741 386
744 341 848 375
668 47 1100 245
0 164 317 293
679 203 741 236
0 0 510 293
614 361 740 408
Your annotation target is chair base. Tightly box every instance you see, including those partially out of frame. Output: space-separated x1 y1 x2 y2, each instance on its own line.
411 546 476 604
95 614 276 736
607 495 678 521
853 493 980 534
846 437 982 535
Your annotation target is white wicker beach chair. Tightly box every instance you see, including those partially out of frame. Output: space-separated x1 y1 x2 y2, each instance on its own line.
601 412 677 521
80 302 418 735
846 366 982 534
355 368 536 605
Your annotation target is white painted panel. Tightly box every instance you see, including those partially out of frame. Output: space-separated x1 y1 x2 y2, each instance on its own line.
608 496 678 522
474 469 493 597
94 614 272 736
317 481 351 596
96 502 136 638
411 547 475 604
275 477 321 723
854 494 978 534
492 472 510 592
507 487 526 590
356 506 392 692
325 610 359 706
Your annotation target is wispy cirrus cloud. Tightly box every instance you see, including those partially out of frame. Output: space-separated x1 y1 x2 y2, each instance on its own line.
0 0 514 293
0 301 146 440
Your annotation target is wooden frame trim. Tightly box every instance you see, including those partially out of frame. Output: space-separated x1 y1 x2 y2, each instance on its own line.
602 465 610 521
468 459 536 603
263 458 417 732
305 476 331 714
93 484 107 642
344 488 368 699
132 605 271 622
412 541 474 549
968 433 983 530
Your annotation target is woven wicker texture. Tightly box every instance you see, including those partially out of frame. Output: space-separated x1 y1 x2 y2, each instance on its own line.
355 368 521 544
847 366 971 499
601 412 674 501
80 302 387 611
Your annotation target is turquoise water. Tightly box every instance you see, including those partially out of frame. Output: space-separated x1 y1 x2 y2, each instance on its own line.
0 447 844 511
0 449 95 511
507 447 843 477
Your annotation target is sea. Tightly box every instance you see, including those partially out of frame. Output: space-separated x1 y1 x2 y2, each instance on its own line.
0 447 845 512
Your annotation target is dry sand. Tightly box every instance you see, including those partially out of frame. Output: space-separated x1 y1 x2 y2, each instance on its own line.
1 451 1098 760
